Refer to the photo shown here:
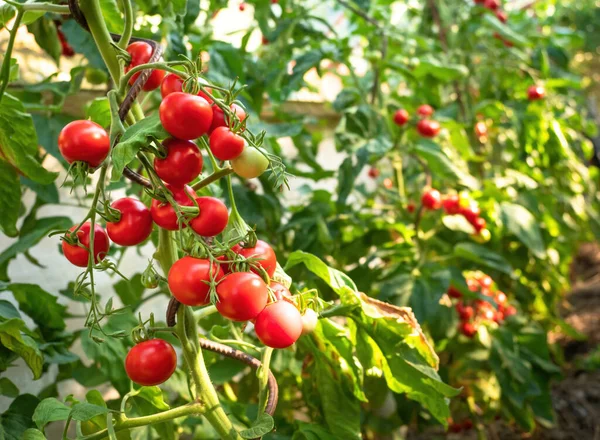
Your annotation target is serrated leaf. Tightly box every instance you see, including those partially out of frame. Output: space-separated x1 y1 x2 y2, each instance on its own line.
70 402 110 422
239 414 274 438
500 202 546 258
0 94 57 184
111 113 168 181
0 318 43 379
0 159 21 237
33 398 71 430
454 242 513 275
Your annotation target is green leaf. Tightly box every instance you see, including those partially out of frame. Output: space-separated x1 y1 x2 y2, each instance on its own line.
412 57 469 82
0 394 40 439
285 251 358 295
2 284 67 333
128 387 174 440
27 17 61 64
21 428 47 440
240 414 274 438
500 202 546 258
70 403 110 422
482 15 529 47
61 20 107 71
0 300 20 320
0 159 21 237
292 423 337 440
33 398 71 430
111 113 169 181
412 139 478 189
32 113 74 164
86 97 111 129
113 273 146 308
0 377 18 397
0 318 43 379
100 0 124 33
454 242 513 275
442 214 475 234
21 177 59 204
0 94 58 184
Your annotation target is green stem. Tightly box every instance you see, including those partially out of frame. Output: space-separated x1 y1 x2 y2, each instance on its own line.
256 347 273 416
192 167 234 191
0 9 23 101
117 0 134 49
119 62 187 95
155 228 178 275
79 403 204 440
22 3 70 13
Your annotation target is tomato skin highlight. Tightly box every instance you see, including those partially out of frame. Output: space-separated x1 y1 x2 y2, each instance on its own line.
209 103 247 133
232 240 277 277
216 272 268 321
270 281 291 301
58 120 110 167
416 119 441 138
150 185 195 231
393 109 409 126
154 139 203 187
527 85 545 101
159 92 213 140
254 301 303 348
231 147 269 179
474 121 488 138
421 188 442 210
62 222 110 267
189 197 229 237
168 256 224 306
106 198 153 246
125 41 165 91
125 339 177 386
417 104 434 117
209 127 246 161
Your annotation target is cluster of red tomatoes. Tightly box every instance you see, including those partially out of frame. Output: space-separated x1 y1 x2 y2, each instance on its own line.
421 189 490 240
474 0 513 47
393 104 441 138
448 418 473 433
448 273 516 338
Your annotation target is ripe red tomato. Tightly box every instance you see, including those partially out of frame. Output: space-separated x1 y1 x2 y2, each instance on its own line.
504 305 517 317
527 85 545 101
442 195 460 214
231 147 269 179
494 311 505 323
448 286 462 298
301 308 318 335
232 240 277 277
421 188 442 210
125 339 177 386
168 256 224 306
209 127 245 161
189 197 229 237
416 119 441 138
495 10 507 23
58 120 110 167
460 203 481 224
472 217 487 232
417 104 434 117
467 278 480 292
261 36 269 45
239 2 246 11
462 420 473 431
483 0 499 9
254 301 303 348
474 121 488 138
159 92 213 140
150 185 195 231
216 272 268 321
459 305 474 321
154 139 203 187
270 281 291 300
495 291 507 304
478 275 493 289
368 167 380 179
460 322 477 338
125 42 165 91
383 178 393 189
407 201 416 213
106 198 153 246
393 109 409 126
160 74 214 102
62 222 110 267
482 308 495 321
210 103 247 133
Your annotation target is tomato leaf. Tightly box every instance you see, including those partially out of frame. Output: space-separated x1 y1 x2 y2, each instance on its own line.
127 387 174 440
0 94 58 185
33 398 71 430
285 251 358 294
113 273 146 309
412 57 469 82
412 139 478 189
21 428 46 440
61 20 107 71
1 394 40 439
453 242 513 275
0 377 18 397
100 0 124 33
86 97 112 129
500 202 546 258
27 17 61 64
239 413 274 438
0 319 43 379
0 159 21 237
111 113 169 181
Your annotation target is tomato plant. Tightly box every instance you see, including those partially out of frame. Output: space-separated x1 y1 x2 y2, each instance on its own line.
0 0 598 439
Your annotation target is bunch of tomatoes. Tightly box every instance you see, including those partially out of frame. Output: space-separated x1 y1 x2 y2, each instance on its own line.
393 104 441 138
447 272 517 338
421 188 491 241
57 41 317 387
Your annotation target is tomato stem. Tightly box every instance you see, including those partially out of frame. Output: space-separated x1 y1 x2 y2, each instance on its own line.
192 167 234 191
117 0 133 49
0 8 23 101
256 347 273 417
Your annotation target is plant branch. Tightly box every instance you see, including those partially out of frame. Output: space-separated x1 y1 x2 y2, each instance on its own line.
0 9 23 101
192 167 234 191
257 347 273 417
117 0 133 49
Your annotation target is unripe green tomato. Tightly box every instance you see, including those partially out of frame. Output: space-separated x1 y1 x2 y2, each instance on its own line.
85 67 109 85
231 147 269 179
472 228 491 243
141 268 160 289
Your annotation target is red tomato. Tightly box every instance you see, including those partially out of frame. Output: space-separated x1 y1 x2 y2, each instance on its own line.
474 121 488 138
448 286 462 299
495 10 507 23
150 185 195 231
262 36 269 45
484 0 499 9
495 291 507 304
168 256 224 306
478 275 493 289
417 104 434 117
270 281 291 301
472 217 487 233
442 195 460 214
125 41 165 91
407 201 415 213
421 188 442 210
239 2 246 11
58 120 110 167
383 178 393 189
459 322 477 338
189 197 229 237
368 167 380 179
393 109 409 126
462 420 473 431
209 103 247 133
125 339 177 386
232 240 277 277
254 301 303 348
160 74 214 103
216 272 268 321
458 305 474 321
467 278 480 292
159 92 213 140
62 222 110 267
106 198 153 246
527 85 545 101
209 127 246 161
460 203 481 224
154 139 203 187
416 119 441 138
301 308 318 335
504 305 517 317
